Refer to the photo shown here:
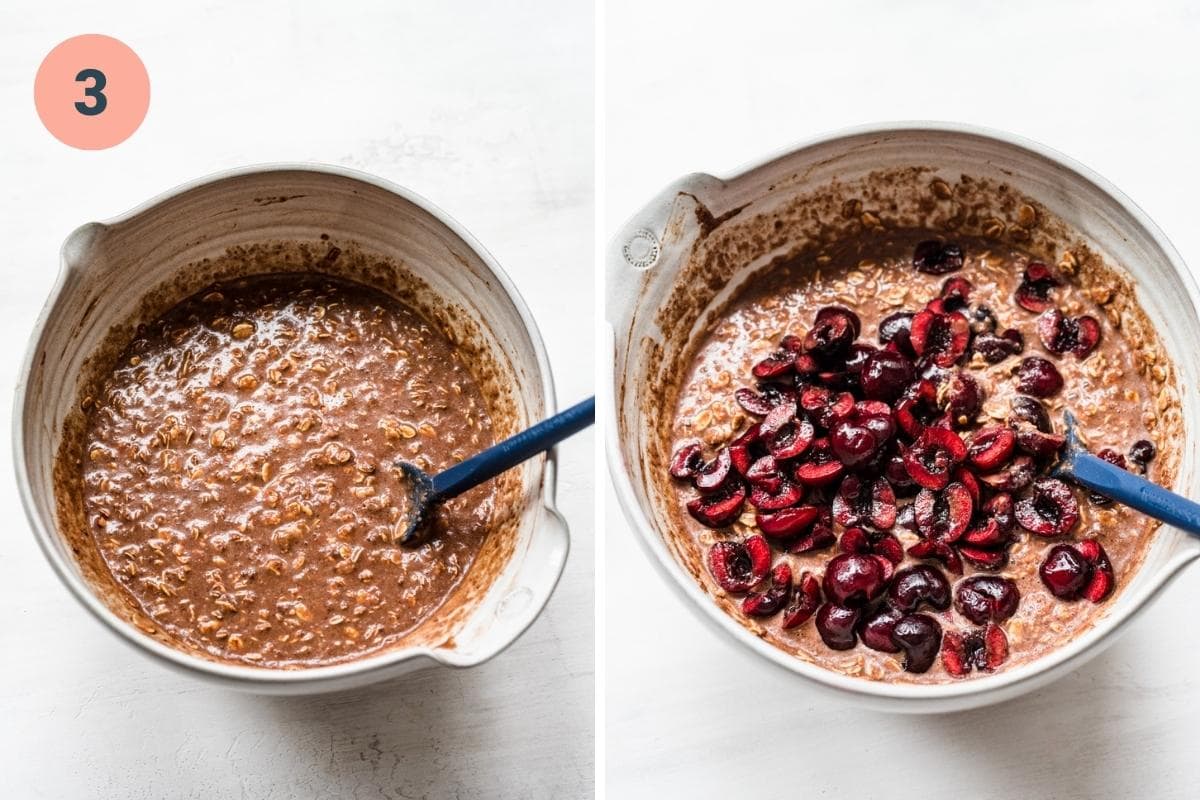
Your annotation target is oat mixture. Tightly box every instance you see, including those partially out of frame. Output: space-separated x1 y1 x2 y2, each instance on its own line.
668 232 1171 683
81 274 496 667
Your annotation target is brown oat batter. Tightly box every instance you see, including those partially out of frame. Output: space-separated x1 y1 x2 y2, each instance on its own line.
670 232 1170 683
81 274 496 667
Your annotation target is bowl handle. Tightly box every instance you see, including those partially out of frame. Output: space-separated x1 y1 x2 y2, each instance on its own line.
605 172 725 330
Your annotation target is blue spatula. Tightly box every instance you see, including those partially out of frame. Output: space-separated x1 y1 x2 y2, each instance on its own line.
395 396 595 545
1052 410 1200 534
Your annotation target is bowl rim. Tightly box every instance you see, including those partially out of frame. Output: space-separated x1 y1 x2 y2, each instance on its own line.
604 120 1200 703
13 161 566 688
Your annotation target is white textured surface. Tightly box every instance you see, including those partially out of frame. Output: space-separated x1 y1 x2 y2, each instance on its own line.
606 1 1200 797
0 2 593 798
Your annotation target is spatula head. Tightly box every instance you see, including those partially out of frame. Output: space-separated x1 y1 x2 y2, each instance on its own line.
394 460 436 546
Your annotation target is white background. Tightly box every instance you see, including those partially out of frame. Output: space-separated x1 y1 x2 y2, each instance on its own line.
606 1 1200 797
1 1 593 798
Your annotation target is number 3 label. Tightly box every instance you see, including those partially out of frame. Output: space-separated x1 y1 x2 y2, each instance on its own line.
74 68 107 116
35 35 149 149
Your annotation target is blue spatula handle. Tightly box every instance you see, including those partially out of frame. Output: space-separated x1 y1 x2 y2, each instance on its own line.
430 396 595 500
1061 451 1200 536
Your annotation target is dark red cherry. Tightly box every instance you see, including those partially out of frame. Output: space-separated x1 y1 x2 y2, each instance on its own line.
815 603 861 650
707 535 771 593
781 571 823 628
831 475 897 530
891 613 943 673
859 605 903 653
822 552 888 606
804 306 860 358
1039 543 1091 600
1037 309 1102 358
913 240 964 275
669 440 705 479
910 309 970 367
913 483 973 542
888 565 951 612
1015 263 1060 312
860 349 915 401
968 426 1016 472
903 427 967 490
954 575 1020 624
686 480 748 528
1015 478 1079 536
1017 356 1063 397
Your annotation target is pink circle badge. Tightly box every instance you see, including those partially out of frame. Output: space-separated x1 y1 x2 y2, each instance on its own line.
34 34 150 150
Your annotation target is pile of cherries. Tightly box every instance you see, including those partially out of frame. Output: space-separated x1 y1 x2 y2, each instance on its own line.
670 240 1157 675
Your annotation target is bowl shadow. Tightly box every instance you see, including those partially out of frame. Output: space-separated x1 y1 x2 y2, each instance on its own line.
914 640 1146 797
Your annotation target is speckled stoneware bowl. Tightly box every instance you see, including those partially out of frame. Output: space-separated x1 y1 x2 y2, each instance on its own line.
16 164 569 694
605 123 1200 713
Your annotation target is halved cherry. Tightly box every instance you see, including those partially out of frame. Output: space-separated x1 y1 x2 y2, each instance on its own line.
751 351 795 379
1010 395 1051 432
840 526 904 565
895 379 940 437
878 311 916 355
984 492 1015 532
913 483 973 542
756 504 822 538
707 534 771 593
903 427 967 489
978 454 1035 492
781 571 823 628
799 385 855 429
974 330 1024 363
1015 478 1080 536
832 475 897 530
804 306 860 358
885 453 918 495
944 372 983 426
767 415 815 461
1015 262 1060 312
958 546 1009 570
694 448 734 491
734 383 796 416
1078 538 1116 602
1017 356 1063 397
686 480 747 528
1015 425 1066 458
942 624 1008 676
913 239 964 274
727 424 762 475
954 466 981 507
749 479 805 511
910 309 970 367
961 518 1006 548
669 440 705 479
940 276 973 309
908 538 964 575
742 563 793 616
960 520 1008 551
1037 309 1102 358
968 426 1016 472
745 455 782 491
789 509 837 554
791 437 844 487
